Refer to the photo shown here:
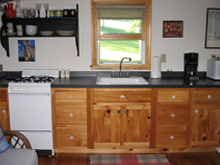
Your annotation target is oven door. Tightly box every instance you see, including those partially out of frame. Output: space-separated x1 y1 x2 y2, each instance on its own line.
9 93 52 131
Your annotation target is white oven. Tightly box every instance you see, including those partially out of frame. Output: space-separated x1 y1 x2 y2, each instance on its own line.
8 69 59 156
9 93 53 152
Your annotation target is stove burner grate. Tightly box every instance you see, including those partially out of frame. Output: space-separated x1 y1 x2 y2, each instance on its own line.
13 76 55 83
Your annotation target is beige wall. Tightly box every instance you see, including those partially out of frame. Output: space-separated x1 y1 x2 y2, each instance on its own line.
0 0 220 71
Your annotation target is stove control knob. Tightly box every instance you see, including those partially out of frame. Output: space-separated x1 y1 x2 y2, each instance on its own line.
26 88 31 92
13 88 18 92
40 88 45 92
18 87 23 92
34 88 39 92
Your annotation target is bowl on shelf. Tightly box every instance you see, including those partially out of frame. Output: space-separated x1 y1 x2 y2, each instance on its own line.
40 31 54 36
25 25 37 36
56 30 74 36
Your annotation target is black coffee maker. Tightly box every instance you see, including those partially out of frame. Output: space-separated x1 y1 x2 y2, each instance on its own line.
184 52 199 80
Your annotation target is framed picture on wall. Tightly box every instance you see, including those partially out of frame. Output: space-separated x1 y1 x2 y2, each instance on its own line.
163 21 183 38
18 40 36 62
205 8 220 49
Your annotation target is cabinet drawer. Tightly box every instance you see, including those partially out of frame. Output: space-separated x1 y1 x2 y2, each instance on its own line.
157 105 190 125
56 125 87 148
0 90 7 101
55 104 87 125
156 125 188 148
94 89 151 103
158 91 189 103
55 89 87 103
194 91 220 103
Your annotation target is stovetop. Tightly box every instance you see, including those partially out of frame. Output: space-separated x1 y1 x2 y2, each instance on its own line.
13 76 56 83
8 69 59 94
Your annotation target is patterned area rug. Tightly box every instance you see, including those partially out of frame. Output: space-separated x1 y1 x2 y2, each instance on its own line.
90 154 171 165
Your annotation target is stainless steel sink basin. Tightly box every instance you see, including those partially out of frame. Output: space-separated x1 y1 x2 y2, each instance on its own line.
96 76 149 85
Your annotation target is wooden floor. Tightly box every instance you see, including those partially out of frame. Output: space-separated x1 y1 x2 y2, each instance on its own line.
38 152 220 165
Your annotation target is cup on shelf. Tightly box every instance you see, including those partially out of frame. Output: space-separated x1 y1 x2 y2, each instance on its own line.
22 8 28 18
30 8 36 18
7 27 13 33
35 3 42 18
16 25 23 36
7 22 13 27
43 3 49 17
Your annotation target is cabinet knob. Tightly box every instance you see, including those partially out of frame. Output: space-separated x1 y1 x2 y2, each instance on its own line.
171 113 175 118
208 95 212 99
69 95 72 99
120 95 125 100
195 109 199 113
69 114 73 118
170 135 174 140
2 109 6 113
124 110 128 114
172 95 176 99
70 136 74 140
117 110 121 114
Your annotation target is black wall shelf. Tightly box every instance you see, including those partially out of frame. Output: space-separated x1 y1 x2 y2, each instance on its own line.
0 4 79 57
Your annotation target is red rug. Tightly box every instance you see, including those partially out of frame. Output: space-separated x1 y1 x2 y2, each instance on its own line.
90 154 171 165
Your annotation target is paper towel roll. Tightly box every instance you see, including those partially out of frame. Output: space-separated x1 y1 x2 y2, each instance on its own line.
151 56 161 78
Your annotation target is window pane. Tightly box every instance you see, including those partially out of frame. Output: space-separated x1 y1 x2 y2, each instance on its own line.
100 19 142 34
99 40 142 63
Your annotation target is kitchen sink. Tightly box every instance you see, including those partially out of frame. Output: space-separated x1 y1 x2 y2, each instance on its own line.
96 76 149 85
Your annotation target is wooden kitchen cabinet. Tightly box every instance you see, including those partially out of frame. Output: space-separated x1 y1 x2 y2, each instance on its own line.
0 88 10 130
92 88 151 149
155 89 191 149
192 89 220 148
51 87 220 153
52 88 88 152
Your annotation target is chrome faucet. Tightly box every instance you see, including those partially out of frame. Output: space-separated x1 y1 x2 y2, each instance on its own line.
119 57 132 76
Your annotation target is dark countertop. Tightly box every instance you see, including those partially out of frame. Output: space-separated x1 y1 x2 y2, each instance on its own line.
0 72 21 87
0 78 11 87
1 71 220 88
51 76 220 88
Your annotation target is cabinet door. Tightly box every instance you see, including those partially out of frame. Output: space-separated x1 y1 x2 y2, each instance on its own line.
93 105 121 149
0 102 9 130
192 104 220 148
123 104 151 148
0 89 9 130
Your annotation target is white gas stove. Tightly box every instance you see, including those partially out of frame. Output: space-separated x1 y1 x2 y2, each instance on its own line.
8 69 59 94
8 69 59 156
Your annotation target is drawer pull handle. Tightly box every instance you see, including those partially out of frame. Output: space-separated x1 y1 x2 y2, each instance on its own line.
69 114 73 118
70 136 74 140
120 95 125 100
172 95 176 99
195 109 199 113
2 109 6 113
171 114 175 118
170 136 174 140
69 95 72 99
208 95 212 99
